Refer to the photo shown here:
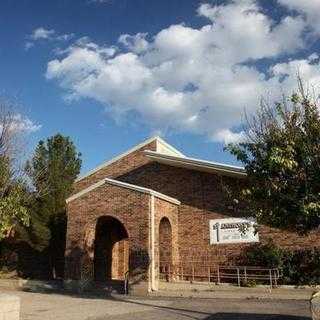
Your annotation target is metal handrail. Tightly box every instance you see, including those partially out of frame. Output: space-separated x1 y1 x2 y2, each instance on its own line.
124 270 129 295
159 263 281 289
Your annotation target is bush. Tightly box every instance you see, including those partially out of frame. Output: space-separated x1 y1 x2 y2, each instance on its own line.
242 241 320 285
282 249 320 285
242 240 284 268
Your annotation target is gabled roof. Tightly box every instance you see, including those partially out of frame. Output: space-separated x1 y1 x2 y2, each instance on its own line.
76 136 184 182
67 177 181 205
76 135 246 182
144 150 246 178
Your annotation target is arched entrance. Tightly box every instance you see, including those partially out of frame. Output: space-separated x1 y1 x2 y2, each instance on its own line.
159 217 173 279
94 216 129 282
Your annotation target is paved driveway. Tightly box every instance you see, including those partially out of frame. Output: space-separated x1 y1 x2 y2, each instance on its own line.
11 291 312 320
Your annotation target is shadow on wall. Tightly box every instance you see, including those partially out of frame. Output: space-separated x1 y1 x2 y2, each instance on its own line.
129 248 150 285
64 244 150 288
117 162 242 218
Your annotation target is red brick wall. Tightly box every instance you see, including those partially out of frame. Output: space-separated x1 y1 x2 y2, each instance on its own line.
69 145 320 280
65 183 151 282
154 198 179 284
73 140 157 194
116 161 320 268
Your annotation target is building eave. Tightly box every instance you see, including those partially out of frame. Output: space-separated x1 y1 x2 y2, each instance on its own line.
144 150 246 178
75 136 184 183
67 177 181 205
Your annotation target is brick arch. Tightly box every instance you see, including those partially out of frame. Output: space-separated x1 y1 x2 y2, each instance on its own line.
93 215 129 281
90 214 131 238
83 214 131 255
65 183 153 292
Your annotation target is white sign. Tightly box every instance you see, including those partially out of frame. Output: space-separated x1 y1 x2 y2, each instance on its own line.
209 218 259 244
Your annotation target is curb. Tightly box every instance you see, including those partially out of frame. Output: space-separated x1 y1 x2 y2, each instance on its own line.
311 291 320 320
149 288 315 301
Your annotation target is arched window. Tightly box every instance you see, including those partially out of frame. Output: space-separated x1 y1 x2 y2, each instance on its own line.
159 217 173 276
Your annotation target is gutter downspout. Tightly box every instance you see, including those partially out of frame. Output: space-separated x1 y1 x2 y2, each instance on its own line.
148 194 156 292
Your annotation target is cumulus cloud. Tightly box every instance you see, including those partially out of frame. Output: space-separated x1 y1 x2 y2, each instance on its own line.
45 0 320 142
278 0 320 34
118 33 149 53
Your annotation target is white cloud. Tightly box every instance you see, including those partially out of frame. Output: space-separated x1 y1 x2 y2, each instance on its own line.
26 27 73 50
118 33 149 53
45 1 320 141
0 114 41 134
24 42 34 50
271 56 320 90
213 129 246 145
278 0 320 34
89 0 112 3
308 53 319 62
11 114 41 133
31 27 55 40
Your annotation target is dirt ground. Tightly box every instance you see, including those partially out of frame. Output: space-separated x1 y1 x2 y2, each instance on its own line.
4 290 312 320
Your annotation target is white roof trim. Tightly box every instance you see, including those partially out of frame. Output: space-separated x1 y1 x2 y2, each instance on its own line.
75 136 184 183
67 179 106 203
156 138 185 157
67 177 181 205
144 150 246 177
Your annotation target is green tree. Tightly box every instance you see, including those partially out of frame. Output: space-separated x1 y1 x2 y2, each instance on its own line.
27 134 81 278
227 83 320 234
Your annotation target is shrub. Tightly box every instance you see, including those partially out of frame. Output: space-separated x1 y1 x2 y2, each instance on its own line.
282 249 320 285
241 241 320 285
243 240 284 268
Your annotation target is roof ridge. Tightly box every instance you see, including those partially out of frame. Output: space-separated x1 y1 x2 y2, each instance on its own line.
75 136 159 182
75 135 183 182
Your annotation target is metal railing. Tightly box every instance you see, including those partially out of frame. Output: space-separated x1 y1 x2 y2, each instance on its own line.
124 270 129 295
159 264 281 289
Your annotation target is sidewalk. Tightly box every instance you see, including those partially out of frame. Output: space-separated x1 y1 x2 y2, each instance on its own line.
0 278 317 301
150 281 318 301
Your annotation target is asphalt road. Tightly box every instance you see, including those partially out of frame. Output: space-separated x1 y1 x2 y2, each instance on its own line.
12 290 312 320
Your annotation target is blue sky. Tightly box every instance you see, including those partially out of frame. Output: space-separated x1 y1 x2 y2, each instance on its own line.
0 0 319 175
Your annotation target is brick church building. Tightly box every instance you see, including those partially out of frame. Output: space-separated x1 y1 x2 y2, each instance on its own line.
64 136 320 293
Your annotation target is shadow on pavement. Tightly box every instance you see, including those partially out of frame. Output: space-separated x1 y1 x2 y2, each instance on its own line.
111 296 311 320
16 288 311 320
204 314 310 320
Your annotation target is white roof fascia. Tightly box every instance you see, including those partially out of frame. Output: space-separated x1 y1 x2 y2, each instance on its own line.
143 150 246 177
75 136 184 183
76 136 159 183
67 177 181 205
67 179 106 203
